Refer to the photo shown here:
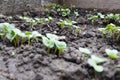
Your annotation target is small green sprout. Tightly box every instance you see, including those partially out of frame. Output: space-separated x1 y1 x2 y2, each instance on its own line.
88 13 120 24
52 4 71 17
105 49 119 59
98 28 106 37
35 18 44 24
0 23 15 39
79 47 91 58
116 64 120 68
74 11 79 17
35 17 52 24
97 13 105 19
88 15 98 24
98 23 120 40
42 36 54 53
11 52 16 57
46 33 59 40
79 47 91 55
7 16 13 21
19 16 35 29
25 31 33 45
55 40 67 56
44 16 53 22
87 55 107 72
57 19 77 28
42 33 67 56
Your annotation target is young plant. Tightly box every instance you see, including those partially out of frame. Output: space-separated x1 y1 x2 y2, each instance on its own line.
88 15 98 24
98 23 120 40
57 19 77 28
35 18 44 24
0 23 15 39
6 28 26 46
74 11 79 17
42 33 67 56
105 49 119 59
79 47 91 55
55 40 67 56
42 36 54 53
44 16 53 23
116 64 120 68
87 55 107 72
52 4 71 17
88 13 120 24
19 16 35 29
79 47 91 59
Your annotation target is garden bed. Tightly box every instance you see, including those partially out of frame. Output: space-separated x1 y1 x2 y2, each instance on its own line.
0 7 120 80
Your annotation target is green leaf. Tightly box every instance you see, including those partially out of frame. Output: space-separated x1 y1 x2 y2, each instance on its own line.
91 55 107 63
87 58 104 72
31 31 42 38
55 40 67 51
105 49 119 59
25 31 32 38
6 30 16 41
42 37 54 48
94 65 104 72
46 33 58 40
116 64 120 68
79 47 91 55
97 13 105 19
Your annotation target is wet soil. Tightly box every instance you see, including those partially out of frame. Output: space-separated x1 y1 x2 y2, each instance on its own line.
0 9 120 80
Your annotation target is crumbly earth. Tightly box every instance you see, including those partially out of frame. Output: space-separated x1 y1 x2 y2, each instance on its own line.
0 9 120 80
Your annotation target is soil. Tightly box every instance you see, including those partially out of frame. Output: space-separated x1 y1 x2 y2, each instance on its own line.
0 9 120 80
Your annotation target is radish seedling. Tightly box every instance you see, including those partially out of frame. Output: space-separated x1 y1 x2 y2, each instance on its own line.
42 33 67 56
57 19 77 28
87 55 107 72
105 49 119 59
79 47 91 59
55 40 67 56
42 36 54 53
0 23 15 39
79 47 91 55
19 16 35 29
98 23 120 40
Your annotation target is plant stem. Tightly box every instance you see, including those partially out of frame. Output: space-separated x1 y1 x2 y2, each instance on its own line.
47 48 50 53
58 50 62 56
54 47 57 54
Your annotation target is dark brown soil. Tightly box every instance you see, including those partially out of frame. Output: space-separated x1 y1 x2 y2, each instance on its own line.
0 9 120 80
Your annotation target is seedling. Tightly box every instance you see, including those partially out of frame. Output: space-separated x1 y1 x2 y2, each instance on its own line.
42 33 67 56
35 18 44 24
79 47 91 55
88 15 98 24
0 23 15 39
74 11 79 17
57 19 77 28
79 47 91 59
87 55 107 72
44 16 53 23
88 13 120 24
7 28 21 46
35 16 52 24
116 64 120 68
11 52 16 57
7 16 13 21
19 16 35 29
98 28 106 37
98 23 120 40
42 36 54 53
73 25 81 33
52 4 71 17
55 40 67 56
105 49 119 59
